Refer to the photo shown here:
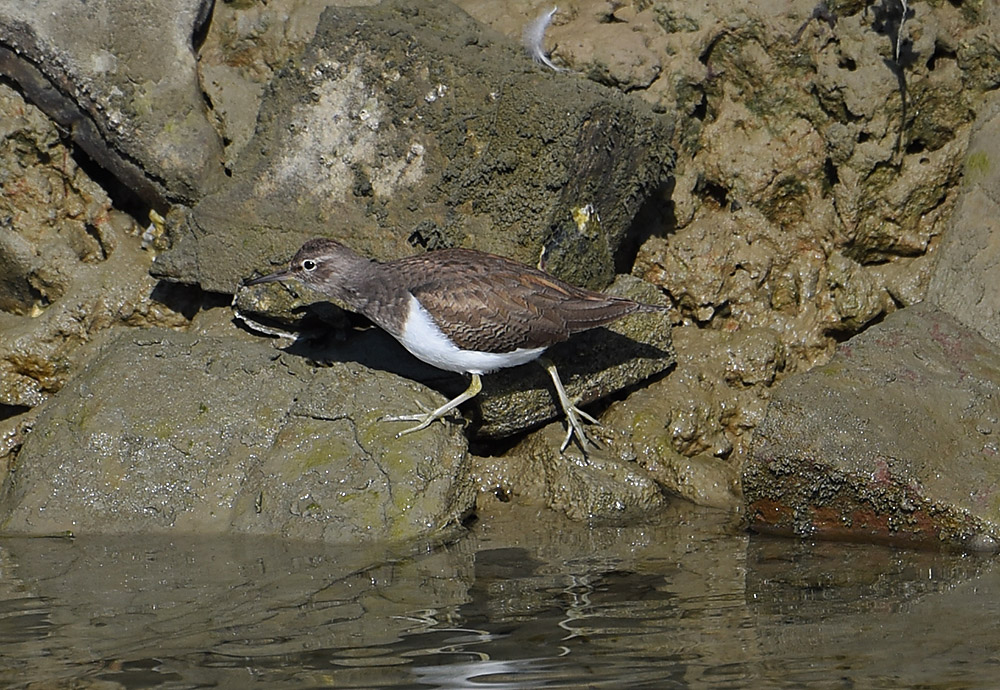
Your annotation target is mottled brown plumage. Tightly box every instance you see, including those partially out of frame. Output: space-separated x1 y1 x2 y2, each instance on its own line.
243 237 668 452
383 248 661 353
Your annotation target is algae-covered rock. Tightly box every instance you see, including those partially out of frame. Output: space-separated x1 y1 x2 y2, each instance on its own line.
0 330 475 543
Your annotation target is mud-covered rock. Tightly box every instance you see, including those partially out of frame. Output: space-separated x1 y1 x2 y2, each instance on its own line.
744 304 1000 550
0 83 190 410
0 330 475 543
464 0 997 373
154 0 674 295
588 326 782 510
477 421 669 521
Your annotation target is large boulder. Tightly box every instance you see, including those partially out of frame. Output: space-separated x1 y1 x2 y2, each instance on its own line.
153 0 674 295
744 304 1000 550
927 91 1000 347
0 330 475 543
0 0 225 206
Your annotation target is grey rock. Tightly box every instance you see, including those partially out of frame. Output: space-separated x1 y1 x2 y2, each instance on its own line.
0 330 475 542
744 303 1000 550
153 0 674 294
0 0 225 206
927 90 1000 348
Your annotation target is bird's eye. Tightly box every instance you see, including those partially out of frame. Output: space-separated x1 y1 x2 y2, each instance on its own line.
302 259 317 271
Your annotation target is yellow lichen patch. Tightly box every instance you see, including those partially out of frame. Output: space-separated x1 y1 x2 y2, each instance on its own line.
966 151 990 180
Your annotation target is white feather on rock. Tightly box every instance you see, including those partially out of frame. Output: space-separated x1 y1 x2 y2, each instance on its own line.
523 6 564 72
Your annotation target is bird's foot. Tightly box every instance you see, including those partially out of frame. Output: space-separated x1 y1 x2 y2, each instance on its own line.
539 357 601 455
382 406 460 437
384 412 440 438
382 374 483 439
381 397 431 421
560 400 601 453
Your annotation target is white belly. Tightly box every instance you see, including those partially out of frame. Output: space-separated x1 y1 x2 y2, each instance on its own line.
397 295 546 375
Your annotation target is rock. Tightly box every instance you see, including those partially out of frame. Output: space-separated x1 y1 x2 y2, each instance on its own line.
0 82 190 410
574 325 783 510
744 303 1000 550
2 0 995 535
599 387 741 511
477 421 669 521
0 330 475 543
461 0 998 381
927 91 1000 347
153 0 674 295
0 0 225 206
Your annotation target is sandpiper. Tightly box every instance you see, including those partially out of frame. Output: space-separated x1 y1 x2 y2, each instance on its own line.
243 238 667 452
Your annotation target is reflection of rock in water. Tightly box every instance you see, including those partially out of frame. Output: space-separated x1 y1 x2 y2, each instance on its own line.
0 533 472 684
0 503 742 686
745 534 1000 687
746 536 991 619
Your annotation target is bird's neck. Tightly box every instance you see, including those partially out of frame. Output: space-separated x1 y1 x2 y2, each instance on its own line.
312 247 382 315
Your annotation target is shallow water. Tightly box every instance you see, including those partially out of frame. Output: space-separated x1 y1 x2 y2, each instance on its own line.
0 501 996 689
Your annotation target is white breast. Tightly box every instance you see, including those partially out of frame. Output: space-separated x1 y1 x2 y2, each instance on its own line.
397 294 546 375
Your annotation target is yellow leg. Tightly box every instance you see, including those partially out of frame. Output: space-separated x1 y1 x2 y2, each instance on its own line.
539 357 599 453
386 374 483 438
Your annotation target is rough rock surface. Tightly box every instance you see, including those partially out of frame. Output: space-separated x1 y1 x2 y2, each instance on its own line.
0 83 191 412
744 304 1000 550
598 326 784 509
153 0 674 295
0 0 225 206
0 330 475 543
1 0 999 533
476 421 670 521
741 31 1000 548
476 323 771 514
459 0 1000 495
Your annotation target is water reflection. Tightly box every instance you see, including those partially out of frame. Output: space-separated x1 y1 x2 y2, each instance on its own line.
0 502 995 688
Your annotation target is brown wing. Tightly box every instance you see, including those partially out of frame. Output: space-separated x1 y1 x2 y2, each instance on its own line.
386 248 650 353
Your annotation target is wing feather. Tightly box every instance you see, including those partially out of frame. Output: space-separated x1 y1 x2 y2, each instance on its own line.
384 249 654 353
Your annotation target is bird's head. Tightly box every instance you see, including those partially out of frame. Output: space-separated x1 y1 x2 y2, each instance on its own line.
243 238 368 293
